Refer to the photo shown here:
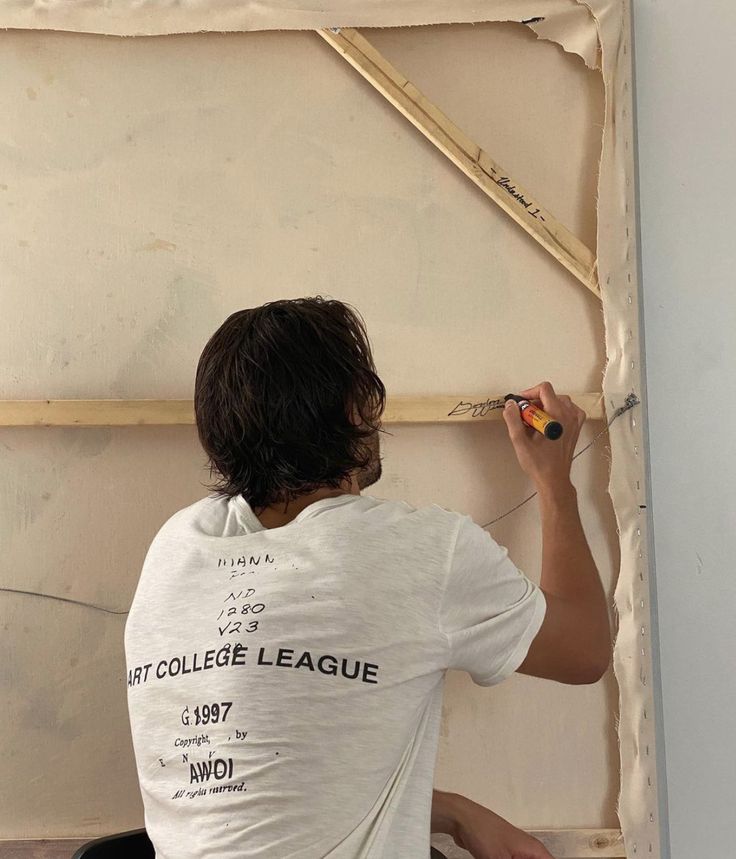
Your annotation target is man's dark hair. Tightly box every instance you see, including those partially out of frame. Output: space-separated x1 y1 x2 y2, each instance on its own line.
194 296 386 512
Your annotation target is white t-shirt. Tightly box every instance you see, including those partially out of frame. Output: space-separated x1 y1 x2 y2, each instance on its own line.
124 493 546 859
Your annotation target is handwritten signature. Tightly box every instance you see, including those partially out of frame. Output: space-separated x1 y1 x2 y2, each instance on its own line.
447 398 505 418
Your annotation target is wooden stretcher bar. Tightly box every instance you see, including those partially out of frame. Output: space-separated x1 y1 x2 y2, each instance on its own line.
0 395 604 427
0 828 625 858
434 827 625 857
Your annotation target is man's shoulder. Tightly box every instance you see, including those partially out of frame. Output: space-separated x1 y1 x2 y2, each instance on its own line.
149 494 466 543
148 495 220 544
356 494 464 530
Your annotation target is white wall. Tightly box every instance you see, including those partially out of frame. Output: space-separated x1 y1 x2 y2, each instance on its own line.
633 3 736 856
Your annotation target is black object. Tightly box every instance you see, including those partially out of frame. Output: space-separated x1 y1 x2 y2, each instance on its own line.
430 848 448 859
71 829 154 859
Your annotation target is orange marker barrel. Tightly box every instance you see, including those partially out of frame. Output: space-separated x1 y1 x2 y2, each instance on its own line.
504 394 564 440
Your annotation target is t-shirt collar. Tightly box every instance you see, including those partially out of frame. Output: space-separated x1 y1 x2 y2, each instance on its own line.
232 493 361 533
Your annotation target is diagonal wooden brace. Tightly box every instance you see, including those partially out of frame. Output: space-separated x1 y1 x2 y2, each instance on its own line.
317 27 600 298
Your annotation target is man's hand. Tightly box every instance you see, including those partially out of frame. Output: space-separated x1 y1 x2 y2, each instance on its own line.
503 381 586 492
431 791 554 859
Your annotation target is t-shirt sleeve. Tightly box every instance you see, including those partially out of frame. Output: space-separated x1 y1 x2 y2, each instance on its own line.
438 514 547 686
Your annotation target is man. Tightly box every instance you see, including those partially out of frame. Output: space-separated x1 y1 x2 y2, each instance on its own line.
125 297 610 858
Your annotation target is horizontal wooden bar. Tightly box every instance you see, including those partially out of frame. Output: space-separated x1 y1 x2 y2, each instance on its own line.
0 828 625 858
434 827 625 858
0 395 604 427
535 827 625 857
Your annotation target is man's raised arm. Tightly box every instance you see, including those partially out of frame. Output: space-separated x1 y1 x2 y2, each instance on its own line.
503 382 611 684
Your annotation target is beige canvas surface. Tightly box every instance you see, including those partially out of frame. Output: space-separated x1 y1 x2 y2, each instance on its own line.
0 3 656 854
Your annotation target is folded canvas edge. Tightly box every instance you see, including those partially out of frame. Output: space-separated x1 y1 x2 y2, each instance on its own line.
587 0 663 856
0 0 598 67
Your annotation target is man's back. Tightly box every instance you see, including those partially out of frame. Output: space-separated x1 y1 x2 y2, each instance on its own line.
125 492 544 858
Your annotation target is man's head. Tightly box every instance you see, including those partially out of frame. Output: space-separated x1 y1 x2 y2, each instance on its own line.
194 296 386 512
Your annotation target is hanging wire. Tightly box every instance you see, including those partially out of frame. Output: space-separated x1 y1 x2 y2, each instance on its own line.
0 586 130 615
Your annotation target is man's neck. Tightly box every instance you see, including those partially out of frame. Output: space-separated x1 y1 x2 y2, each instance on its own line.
254 480 360 529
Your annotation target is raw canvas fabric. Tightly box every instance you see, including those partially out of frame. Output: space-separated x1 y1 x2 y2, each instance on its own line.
0 1 656 854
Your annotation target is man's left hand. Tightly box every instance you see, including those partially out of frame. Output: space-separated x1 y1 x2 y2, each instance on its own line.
431 790 554 859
